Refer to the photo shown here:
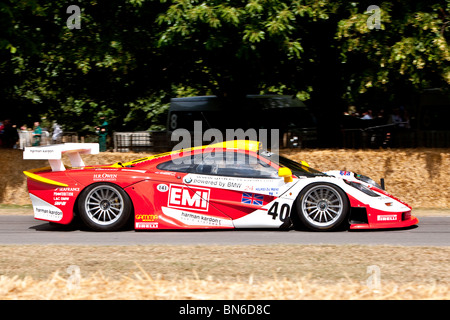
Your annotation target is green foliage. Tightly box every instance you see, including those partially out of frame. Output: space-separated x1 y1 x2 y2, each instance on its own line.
0 0 448 132
336 1 449 103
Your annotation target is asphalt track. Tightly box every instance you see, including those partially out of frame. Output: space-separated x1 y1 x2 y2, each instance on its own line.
0 215 449 246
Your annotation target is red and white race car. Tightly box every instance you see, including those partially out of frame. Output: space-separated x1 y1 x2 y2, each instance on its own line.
23 140 418 231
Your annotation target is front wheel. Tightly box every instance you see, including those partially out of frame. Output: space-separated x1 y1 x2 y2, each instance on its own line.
77 183 132 231
296 183 349 231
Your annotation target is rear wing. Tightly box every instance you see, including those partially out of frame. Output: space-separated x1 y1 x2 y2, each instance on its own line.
23 143 99 171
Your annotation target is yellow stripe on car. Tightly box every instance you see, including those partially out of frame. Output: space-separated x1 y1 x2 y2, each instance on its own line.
23 170 69 187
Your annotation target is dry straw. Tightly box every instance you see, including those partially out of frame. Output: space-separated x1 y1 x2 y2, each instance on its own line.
0 270 449 300
1 148 449 208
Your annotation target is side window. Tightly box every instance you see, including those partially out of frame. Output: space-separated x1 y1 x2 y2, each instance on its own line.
156 154 200 173
156 151 279 178
196 151 279 178
156 161 193 173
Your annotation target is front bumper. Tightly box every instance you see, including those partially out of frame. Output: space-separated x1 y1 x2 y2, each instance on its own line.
350 208 419 230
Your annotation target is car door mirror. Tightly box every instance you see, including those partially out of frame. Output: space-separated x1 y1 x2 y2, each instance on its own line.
278 167 293 183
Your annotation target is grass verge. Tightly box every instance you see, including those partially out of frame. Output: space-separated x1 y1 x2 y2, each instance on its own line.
0 244 449 299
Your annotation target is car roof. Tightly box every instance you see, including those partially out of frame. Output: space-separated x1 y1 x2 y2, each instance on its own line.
109 140 261 168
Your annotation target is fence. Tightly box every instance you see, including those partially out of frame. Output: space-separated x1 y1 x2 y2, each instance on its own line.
18 130 50 149
16 131 80 149
341 128 450 149
113 131 169 152
15 129 449 151
114 129 448 152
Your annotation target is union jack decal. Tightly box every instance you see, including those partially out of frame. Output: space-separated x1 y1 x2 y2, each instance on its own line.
241 193 264 206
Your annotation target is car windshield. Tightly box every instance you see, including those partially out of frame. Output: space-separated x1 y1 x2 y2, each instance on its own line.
259 150 325 177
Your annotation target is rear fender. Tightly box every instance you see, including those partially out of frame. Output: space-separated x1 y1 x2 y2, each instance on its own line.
26 174 84 224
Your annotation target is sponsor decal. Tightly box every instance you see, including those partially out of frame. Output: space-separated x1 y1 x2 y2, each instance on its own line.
30 193 64 222
52 187 79 206
35 206 63 219
340 171 351 176
168 185 210 212
241 193 264 206
189 175 221 187
93 173 118 181
53 199 69 206
28 148 55 154
156 184 169 192
184 177 192 184
154 171 176 176
136 222 158 229
54 187 80 192
184 174 282 195
181 211 222 226
377 214 397 221
136 214 159 222
254 187 279 193
161 207 233 227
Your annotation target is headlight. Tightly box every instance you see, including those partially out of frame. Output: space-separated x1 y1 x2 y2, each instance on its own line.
345 180 381 197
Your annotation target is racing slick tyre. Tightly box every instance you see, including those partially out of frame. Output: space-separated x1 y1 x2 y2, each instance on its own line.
77 183 132 231
296 183 349 231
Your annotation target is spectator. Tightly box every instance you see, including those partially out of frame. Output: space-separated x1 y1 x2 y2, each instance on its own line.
19 125 30 149
398 106 411 129
0 120 4 147
95 116 109 152
32 121 42 146
52 122 63 144
361 109 373 120
389 107 410 129
0 119 19 148
389 108 402 125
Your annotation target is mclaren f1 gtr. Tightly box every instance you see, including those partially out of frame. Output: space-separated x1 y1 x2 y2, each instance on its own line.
23 140 418 231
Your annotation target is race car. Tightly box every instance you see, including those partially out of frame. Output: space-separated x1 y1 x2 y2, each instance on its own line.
23 140 418 232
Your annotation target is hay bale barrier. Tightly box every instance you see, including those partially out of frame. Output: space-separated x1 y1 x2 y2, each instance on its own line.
1 276 449 300
0 244 449 300
1 148 449 209
282 148 450 209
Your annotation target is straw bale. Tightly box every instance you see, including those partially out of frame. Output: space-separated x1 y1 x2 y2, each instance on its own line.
0 273 448 300
1 148 449 208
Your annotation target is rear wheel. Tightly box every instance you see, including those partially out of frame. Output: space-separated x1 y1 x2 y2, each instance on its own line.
78 183 132 231
296 183 349 231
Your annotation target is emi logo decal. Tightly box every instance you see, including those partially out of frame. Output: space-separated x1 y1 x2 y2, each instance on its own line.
168 185 210 212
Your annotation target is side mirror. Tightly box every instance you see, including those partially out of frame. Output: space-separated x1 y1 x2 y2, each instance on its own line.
278 167 293 183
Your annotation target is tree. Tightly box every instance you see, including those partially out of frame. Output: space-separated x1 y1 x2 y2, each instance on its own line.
336 1 449 107
0 0 171 132
0 0 448 144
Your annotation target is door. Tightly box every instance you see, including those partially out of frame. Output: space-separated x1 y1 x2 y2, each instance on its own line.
181 150 293 228
152 153 234 229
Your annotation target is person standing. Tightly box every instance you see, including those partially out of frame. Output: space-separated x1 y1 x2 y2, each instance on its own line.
1 119 19 148
52 122 63 144
32 121 42 146
95 116 109 152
